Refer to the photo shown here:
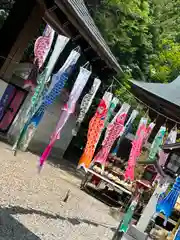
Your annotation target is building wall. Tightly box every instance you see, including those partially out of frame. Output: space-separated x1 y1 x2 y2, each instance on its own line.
8 89 77 159
28 91 77 159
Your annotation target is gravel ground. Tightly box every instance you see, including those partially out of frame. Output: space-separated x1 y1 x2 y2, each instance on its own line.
0 142 118 240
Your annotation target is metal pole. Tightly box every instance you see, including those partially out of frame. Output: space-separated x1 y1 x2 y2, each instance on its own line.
112 180 150 240
112 221 124 240
111 195 139 240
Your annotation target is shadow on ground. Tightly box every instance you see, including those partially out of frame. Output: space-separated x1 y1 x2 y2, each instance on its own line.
28 142 85 181
47 155 85 181
0 207 40 240
83 186 122 208
4 140 85 182
1 205 116 232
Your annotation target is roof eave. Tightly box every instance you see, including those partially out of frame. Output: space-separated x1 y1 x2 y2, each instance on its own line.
130 80 180 108
55 0 122 74
161 143 180 150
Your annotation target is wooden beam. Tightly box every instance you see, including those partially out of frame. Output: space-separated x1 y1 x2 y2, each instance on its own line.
36 0 71 37
0 3 44 81
0 0 36 69
55 0 109 67
55 0 121 73
43 10 71 37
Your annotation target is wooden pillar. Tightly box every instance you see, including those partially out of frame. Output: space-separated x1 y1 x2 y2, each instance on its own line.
0 0 43 81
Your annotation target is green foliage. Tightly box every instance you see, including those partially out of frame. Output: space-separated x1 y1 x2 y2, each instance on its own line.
148 0 180 83
150 39 180 83
150 0 180 41
86 0 180 138
95 0 153 81
94 0 180 86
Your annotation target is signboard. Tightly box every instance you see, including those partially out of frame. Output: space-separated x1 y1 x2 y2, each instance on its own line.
0 80 8 100
0 80 15 121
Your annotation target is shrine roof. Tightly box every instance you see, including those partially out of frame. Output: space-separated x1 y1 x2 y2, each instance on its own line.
161 142 180 150
131 76 180 107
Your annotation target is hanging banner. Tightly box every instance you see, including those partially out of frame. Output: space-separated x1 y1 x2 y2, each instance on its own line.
93 102 130 170
137 126 167 179
119 194 140 233
12 36 71 153
37 49 81 111
29 34 70 115
111 109 139 156
24 25 55 90
156 176 180 225
34 24 55 69
124 117 148 181
78 91 113 170
18 50 80 152
154 126 177 182
159 127 177 166
72 78 101 136
145 126 166 164
39 67 91 170
104 97 119 128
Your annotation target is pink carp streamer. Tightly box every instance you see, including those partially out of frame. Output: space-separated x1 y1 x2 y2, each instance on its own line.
124 117 148 181
39 134 57 170
78 92 113 169
24 25 55 91
34 25 55 69
39 67 91 171
93 103 130 171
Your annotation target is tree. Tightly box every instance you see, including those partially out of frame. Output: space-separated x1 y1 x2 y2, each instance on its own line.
95 0 153 82
88 0 180 134
150 0 180 42
149 0 180 83
150 39 180 83
94 0 180 84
